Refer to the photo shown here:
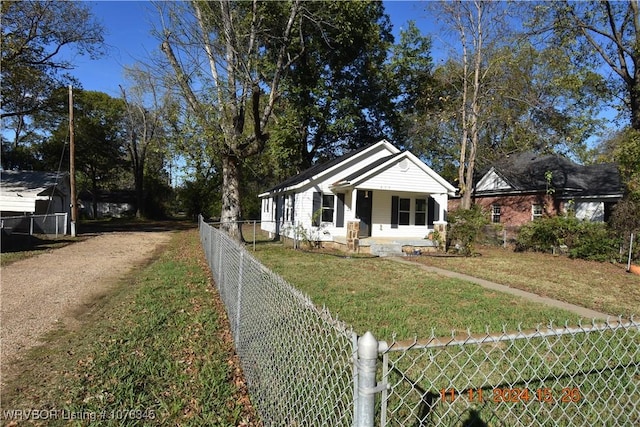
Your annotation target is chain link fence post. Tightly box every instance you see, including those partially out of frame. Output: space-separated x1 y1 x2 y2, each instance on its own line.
356 331 379 427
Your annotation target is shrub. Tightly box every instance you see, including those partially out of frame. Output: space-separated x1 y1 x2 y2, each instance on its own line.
515 216 582 252
447 205 490 256
516 216 619 262
569 222 619 262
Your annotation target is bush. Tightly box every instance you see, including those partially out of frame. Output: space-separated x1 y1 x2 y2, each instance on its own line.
516 216 619 262
447 205 490 256
516 216 582 252
569 222 619 262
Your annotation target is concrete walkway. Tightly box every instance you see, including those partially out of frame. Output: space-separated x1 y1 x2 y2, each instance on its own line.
389 257 612 320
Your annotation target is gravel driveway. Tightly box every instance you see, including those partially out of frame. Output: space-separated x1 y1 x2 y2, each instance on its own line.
1 231 172 389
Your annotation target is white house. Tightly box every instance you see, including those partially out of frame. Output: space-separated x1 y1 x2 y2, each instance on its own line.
258 140 457 255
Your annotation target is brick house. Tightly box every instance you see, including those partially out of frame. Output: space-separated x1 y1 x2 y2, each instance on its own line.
449 151 624 229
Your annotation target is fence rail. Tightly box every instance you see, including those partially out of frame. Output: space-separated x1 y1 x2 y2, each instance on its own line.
1 213 68 237
198 217 640 426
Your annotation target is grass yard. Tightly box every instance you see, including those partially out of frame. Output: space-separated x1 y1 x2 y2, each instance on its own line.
412 246 640 318
249 241 640 425
251 243 584 341
1 229 258 426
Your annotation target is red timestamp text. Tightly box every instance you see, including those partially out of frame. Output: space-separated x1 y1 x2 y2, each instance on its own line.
440 387 582 404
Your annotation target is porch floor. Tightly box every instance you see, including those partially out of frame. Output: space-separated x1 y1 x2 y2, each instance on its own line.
333 236 437 247
332 236 438 257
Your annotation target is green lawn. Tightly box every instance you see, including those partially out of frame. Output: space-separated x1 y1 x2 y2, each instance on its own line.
251 243 583 341
412 245 640 318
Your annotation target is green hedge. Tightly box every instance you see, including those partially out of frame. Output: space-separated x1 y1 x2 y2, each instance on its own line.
516 216 620 262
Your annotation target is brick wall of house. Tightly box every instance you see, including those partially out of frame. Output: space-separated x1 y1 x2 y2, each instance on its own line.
447 193 563 227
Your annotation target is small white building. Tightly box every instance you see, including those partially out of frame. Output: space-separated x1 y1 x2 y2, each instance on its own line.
0 170 71 216
258 140 456 255
1 170 71 235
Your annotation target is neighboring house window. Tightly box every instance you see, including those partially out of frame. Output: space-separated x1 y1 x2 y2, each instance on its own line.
399 198 410 225
415 198 426 226
491 204 501 223
532 204 543 220
289 194 295 222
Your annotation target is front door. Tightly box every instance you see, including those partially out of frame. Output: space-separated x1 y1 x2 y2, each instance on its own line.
356 190 372 238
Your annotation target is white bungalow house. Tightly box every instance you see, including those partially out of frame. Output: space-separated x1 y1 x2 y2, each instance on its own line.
258 140 456 255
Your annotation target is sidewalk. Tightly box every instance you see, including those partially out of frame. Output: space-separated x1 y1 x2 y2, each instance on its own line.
389 257 612 320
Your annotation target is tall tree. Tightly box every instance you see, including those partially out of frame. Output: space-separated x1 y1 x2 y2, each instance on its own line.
157 0 309 241
431 0 510 209
268 1 395 173
531 1 640 130
120 65 170 218
1 0 105 167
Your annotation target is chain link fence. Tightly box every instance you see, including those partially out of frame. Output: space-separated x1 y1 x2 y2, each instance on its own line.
198 217 640 426
1 213 68 237
378 320 640 426
198 217 357 426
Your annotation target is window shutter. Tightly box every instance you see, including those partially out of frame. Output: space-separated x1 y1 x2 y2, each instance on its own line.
391 196 399 229
336 193 345 227
291 194 295 222
312 192 321 226
428 196 435 226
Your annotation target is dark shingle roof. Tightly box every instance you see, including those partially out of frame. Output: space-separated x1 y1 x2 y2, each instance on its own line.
480 151 623 197
263 143 377 193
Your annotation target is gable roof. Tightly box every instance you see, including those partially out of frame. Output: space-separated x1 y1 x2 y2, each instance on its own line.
260 139 399 195
334 151 457 194
475 151 623 198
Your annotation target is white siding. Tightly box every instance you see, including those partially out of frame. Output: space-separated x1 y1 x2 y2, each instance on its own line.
476 169 511 191
575 201 605 222
370 190 436 238
359 161 448 194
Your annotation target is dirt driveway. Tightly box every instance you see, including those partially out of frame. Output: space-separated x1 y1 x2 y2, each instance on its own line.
1 231 172 389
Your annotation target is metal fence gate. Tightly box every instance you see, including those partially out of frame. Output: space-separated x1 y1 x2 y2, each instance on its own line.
198 217 640 426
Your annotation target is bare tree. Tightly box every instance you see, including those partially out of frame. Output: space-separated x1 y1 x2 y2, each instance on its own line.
433 0 510 209
155 0 304 240
120 65 169 218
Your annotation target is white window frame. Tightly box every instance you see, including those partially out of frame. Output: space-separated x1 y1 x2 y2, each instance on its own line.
532 204 543 220
491 204 501 223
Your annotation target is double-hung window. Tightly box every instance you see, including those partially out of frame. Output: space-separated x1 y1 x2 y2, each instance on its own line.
415 198 427 226
532 204 543 220
322 194 335 222
399 198 411 225
491 204 501 223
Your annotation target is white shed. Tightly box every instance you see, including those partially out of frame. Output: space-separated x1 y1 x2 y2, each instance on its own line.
1 170 71 216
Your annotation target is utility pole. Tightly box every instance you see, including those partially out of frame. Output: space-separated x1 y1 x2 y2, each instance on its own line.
69 85 78 236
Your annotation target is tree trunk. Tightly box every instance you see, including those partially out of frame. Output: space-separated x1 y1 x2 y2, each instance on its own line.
134 163 144 219
630 79 640 131
220 153 242 241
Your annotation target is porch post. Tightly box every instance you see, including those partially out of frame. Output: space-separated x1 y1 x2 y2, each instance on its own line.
433 193 448 249
351 188 358 220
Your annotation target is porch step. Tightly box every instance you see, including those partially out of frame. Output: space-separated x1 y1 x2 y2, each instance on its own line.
369 243 403 257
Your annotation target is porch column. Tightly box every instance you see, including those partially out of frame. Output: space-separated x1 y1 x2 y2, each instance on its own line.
351 189 358 220
433 193 448 247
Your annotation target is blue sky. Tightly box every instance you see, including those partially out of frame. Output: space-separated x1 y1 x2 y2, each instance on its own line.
73 1 442 96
